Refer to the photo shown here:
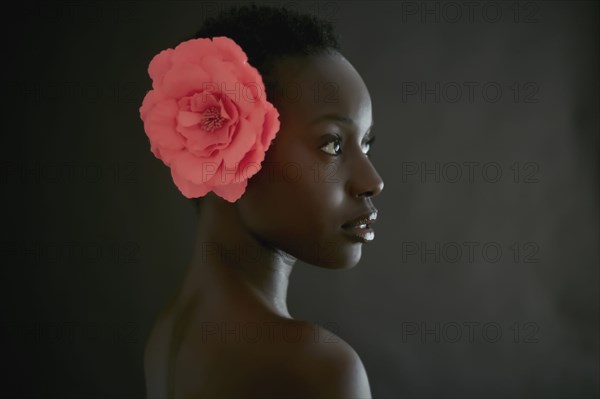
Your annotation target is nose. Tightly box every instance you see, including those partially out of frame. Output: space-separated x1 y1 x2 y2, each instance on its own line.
346 154 384 198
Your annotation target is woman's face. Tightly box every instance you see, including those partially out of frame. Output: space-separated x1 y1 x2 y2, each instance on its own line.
237 52 384 269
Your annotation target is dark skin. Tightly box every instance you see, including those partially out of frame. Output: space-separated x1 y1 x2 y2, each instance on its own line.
145 51 384 399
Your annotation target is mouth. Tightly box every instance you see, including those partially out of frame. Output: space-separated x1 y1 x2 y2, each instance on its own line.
342 211 377 243
342 224 375 243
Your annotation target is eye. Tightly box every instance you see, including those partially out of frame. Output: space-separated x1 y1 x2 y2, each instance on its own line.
362 136 376 156
320 135 342 156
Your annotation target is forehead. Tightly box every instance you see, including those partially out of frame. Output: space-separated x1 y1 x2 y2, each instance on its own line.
269 53 372 131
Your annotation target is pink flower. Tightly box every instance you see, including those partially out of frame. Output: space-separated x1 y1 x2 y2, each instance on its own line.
139 36 281 202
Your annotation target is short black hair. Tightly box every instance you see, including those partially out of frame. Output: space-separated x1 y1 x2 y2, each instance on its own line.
187 2 342 211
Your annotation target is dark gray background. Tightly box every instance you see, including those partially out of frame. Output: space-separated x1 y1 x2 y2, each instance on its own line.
1 1 598 398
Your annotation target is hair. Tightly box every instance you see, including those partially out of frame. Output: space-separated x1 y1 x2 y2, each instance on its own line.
186 2 342 212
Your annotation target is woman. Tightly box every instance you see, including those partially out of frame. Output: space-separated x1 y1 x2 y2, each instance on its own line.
141 4 384 398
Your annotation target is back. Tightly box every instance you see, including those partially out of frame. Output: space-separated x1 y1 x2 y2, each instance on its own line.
144 300 371 398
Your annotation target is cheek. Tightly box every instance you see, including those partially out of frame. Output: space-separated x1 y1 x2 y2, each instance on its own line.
238 157 344 247
239 166 362 269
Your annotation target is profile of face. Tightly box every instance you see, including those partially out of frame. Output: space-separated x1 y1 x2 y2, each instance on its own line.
237 52 384 269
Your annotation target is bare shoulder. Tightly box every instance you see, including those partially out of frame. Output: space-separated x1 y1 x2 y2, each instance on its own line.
301 321 373 399
156 311 373 398
243 320 373 399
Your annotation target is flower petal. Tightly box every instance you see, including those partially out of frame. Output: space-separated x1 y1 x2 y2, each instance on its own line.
261 102 281 150
143 99 186 150
185 127 230 156
162 64 211 99
235 145 265 182
172 151 223 185
171 38 214 66
220 118 258 168
211 36 248 64
139 89 166 120
200 57 244 99
148 48 174 87
171 166 213 199
212 179 248 203
177 110 204 128
151 146 182 166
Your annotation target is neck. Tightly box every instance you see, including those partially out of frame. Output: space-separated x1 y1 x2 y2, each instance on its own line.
179 193 297 320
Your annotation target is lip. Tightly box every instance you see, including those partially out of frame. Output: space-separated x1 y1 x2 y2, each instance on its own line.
342 225 375 243
342 210 378 229
342 210 378 243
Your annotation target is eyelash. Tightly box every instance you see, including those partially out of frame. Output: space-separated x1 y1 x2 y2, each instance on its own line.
320 134 376 157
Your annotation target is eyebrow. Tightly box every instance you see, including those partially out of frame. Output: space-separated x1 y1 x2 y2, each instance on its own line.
308 113 374 136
